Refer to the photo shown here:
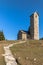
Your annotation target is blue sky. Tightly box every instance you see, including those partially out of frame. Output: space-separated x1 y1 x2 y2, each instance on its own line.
0 0 43 40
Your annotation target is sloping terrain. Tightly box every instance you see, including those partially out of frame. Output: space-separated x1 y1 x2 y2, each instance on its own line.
0 40 43 65
0 40 18 65
0 44 5 65
10 40 43 65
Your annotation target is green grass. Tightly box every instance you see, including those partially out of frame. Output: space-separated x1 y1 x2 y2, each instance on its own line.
10 40 43 65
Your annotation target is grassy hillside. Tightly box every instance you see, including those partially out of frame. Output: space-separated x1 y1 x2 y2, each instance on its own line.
10 40 43 65
0 40 43 65
0 44 6 65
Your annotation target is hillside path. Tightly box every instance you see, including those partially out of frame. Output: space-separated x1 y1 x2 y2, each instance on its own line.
2 41 26 65
3 44 17 65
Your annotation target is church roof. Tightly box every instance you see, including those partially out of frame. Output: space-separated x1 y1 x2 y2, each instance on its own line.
30 11 39 17
19 30 30 35
19 30 27 34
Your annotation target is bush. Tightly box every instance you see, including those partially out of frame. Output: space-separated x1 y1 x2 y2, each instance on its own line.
0 31 5 41
40 38 43 40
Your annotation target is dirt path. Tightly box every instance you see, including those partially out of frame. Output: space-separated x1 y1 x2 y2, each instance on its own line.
2 41 26 65
3 44 17 65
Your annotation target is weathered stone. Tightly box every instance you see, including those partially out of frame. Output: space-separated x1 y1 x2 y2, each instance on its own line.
34 58 36 61
25 57 29 60
17 12 39 40
30 12 39 40
18 57 21 60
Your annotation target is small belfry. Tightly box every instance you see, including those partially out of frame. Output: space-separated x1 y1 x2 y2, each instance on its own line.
17 12 39 40
30 12 39 40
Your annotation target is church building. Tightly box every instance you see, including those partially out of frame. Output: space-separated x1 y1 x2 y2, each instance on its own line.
17 12 39 40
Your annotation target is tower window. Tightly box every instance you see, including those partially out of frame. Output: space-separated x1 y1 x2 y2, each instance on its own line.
35 15 37 18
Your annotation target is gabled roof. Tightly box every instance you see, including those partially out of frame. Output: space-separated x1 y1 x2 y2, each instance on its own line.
34 12 39 16
19 30 30 35
30 11 39 17
19 30 27 34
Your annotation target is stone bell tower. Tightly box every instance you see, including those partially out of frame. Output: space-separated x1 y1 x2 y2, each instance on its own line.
30 12 39 40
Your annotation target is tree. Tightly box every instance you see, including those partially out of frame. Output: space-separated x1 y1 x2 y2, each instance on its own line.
0 31 5 41
40 38 43 40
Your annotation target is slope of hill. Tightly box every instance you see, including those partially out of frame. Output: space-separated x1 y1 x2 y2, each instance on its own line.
0 40 43 65
10 40 43 65
0 40 18 65
0 44 5 65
